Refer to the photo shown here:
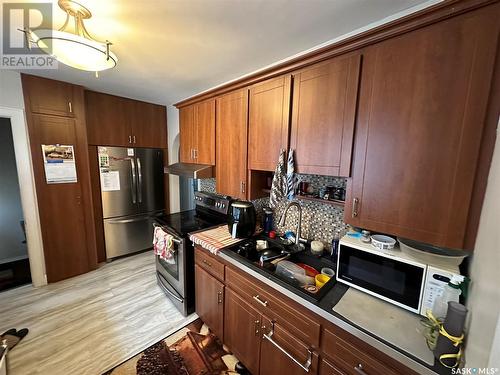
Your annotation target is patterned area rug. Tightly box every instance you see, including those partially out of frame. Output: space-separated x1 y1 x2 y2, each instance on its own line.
103 320 243 375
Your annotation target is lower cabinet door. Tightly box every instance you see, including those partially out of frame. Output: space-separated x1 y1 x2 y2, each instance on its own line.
224 288 261 375
194 265 224 339
260 316 319 375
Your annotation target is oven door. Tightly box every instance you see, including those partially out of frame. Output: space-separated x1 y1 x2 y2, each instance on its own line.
337 243 426 313
155 231 185 294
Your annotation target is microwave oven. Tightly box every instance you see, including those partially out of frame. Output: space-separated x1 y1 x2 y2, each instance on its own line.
336 236 460 315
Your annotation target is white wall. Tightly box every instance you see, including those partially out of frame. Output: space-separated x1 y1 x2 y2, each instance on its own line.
0 70 25 109
167 105 180 214
0 70 46 286
465 124 500 367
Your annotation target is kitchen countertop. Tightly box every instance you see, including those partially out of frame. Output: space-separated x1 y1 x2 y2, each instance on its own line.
210 247 445 375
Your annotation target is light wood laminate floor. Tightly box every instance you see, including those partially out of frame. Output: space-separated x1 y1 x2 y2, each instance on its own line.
0 251 196 375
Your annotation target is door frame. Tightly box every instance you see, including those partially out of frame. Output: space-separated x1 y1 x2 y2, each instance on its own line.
0 106 46 287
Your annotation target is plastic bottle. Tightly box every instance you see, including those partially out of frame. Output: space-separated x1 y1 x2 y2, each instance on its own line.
331 231 340 261
432 275 465 319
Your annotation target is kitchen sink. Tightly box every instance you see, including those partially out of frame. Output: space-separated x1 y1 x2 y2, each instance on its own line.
223 236 337 303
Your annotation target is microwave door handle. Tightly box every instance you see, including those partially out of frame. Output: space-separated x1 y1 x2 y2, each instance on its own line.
137 157 143 203
130 158 137 204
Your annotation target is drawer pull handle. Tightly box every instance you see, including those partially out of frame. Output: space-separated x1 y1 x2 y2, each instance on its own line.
253 295 268 307
263 321 313 372
354 364 368 375
202 259 212 267
352 197 360 218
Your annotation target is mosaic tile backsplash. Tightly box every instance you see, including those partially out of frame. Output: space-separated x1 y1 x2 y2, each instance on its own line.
198 174 349 247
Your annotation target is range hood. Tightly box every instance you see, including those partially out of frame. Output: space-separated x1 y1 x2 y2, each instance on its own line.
164 162 214 179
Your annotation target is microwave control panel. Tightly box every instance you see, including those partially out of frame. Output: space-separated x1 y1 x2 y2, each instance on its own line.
420 266 460 315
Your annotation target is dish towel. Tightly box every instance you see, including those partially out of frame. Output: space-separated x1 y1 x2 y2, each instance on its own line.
189 225 243 255
269 149 287 208
286 148 297 200
153 226 175 264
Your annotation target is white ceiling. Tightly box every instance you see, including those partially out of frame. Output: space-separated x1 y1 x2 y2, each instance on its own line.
18 0 439 106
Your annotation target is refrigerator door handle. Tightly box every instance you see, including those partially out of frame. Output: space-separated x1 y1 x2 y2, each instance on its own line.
137 157 143 203
130 158 137 204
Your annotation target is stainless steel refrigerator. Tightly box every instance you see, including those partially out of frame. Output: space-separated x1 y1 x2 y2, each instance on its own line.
98 146 165 259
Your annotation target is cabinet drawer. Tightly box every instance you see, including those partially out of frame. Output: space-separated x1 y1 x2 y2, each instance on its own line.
194 247 225 281
320 358 346 375
226 267 320 347
321 328 398 375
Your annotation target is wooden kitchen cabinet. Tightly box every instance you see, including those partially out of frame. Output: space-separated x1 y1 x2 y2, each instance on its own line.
179 99 216 164
224 288 262 375
22 75 98 282
131 100 167 149
260 315 318 375
192 245 417 375
248 75 291 171
85 91 167 148
216 89 249 199
179 104 195 163
85 91 130 146
320 326 405 375
194 265 224 339
290 54 360 177
345 6 499 249
23 74 76 118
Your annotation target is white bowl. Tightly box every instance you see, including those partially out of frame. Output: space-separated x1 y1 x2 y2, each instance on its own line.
370 235 396 250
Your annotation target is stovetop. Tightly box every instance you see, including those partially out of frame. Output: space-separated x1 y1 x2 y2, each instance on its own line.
155 191 231 237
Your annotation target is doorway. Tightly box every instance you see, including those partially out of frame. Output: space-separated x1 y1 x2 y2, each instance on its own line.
0 117 31 291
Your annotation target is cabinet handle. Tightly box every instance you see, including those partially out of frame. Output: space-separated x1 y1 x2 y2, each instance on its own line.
68 101 72 113
354 364 368 375
193 149 198 159
202 259 212 267
263 321 313 372
133 135 136 144
241 181 246 194
254 319 260 336
252 294 268 307
191 149 194 160
217 290 223 304
352 197 360 218
129 135 132 144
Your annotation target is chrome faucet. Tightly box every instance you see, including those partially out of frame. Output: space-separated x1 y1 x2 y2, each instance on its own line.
278 201 302 245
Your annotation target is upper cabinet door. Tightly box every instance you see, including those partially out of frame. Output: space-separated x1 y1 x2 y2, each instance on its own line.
23 74 75 118
290 54 361 177
216 89 249 199
248 76 291 171
131 101 167 149
179 105 195 163
195 98 216 165
85 91 131 147
346 6 499 249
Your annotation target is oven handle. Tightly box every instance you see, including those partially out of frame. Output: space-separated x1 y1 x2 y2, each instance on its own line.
156 272 184 303
152 223 182 245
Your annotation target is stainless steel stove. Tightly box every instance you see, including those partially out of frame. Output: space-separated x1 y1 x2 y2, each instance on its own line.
154 191 231 316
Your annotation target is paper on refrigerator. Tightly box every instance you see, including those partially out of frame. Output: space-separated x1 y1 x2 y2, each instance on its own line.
100 170 121 191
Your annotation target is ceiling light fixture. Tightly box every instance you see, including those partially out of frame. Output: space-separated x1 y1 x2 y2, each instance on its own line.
23 0 117 74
